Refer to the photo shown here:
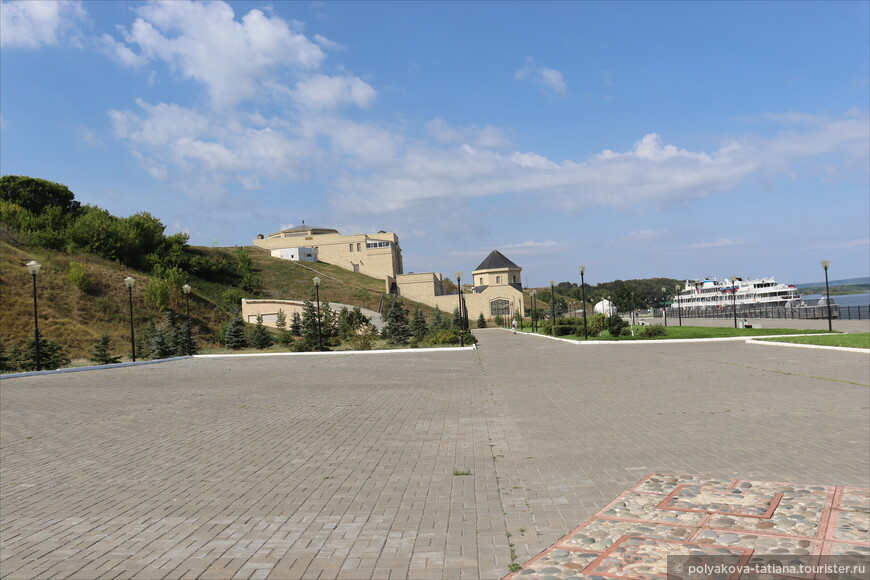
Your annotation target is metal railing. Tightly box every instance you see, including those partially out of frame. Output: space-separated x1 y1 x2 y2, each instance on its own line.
654 304 869 321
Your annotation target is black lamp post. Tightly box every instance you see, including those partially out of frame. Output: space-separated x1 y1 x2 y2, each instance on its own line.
661 286 668 327
182 284 192 356
731 276 738 329
26 260 41 371
675 284 682 326
550 280 556 335
124 276 136 362
313 277 323 351
821 260 832 331
531 290 537 332
579 265 588 339
455 271 464 347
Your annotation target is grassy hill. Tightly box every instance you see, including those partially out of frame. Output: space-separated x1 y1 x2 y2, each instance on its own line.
1 239 404 362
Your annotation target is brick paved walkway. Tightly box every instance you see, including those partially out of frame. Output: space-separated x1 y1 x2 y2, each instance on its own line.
1 330 868 579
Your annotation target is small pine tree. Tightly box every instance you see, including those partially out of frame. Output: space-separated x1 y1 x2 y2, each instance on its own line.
90 333 122 365
451 307 462 329
224 310 249 350
150 326 175 359
382 297 411 345
410 307 428 341
477 312 487 329
21 333 71 370
300 298 322 350
275 309 287 331
290 312 302 336
431 306 448 331
250 313 273 349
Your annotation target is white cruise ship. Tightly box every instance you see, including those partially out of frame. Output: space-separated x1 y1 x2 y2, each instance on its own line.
673 277 803 310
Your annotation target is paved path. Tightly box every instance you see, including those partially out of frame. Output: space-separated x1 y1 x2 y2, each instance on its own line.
1 330 868 579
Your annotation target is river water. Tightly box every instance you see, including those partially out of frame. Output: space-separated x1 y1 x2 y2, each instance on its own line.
802 292 870 307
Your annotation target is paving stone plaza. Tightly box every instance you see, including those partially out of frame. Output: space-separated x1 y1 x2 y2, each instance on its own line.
1 329 868 579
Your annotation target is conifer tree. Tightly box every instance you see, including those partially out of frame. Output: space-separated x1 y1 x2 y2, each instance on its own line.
250 313 273 349
477 312 487 328
224 309 248 350
290 312 302 336
300 298 321 350
90 333 122 365
410 307 428 341
382 297 411 345
275 309 287 331
431 306 448 331
451 307 462 329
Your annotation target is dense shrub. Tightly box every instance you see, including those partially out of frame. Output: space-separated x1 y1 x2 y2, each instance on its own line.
67 261 91 293
606 315 627 337
639 324 667 338
553 325 574 336
587 313 607 336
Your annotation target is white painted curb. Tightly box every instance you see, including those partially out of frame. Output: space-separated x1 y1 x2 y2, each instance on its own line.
745 339 869 354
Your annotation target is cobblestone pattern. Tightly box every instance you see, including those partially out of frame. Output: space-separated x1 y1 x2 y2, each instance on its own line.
506 473 870 579
1 332 869 579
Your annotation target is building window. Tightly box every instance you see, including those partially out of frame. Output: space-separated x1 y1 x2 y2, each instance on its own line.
490 299 510 316
357 243 361 252
496 275 501 284
366 241 391 249
349 243 354 252
479 277 483 286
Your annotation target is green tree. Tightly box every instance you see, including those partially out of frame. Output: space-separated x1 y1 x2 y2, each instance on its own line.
290 312 302 336
250 313 273 349
606 315 627 338
275 309 287 331
477 312 487 328
382 297 411 345
451 307 462 329
431 306 449 331
410 307 429 341
143 278 170 312
89 333 122 365
300 298 322 350
0 175 81 216
20 333 71 371
224 310 249 350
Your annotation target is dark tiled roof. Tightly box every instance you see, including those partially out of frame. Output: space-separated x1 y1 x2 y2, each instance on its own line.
474 250 520 272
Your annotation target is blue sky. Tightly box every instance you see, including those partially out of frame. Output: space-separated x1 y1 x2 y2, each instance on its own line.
1 0 868 287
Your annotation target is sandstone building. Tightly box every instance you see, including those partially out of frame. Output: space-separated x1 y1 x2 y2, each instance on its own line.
253 225 403 280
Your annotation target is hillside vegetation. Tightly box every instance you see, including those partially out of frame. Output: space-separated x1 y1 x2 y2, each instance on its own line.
0 175 425 364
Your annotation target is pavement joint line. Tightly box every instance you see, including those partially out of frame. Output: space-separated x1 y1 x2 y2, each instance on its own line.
745 339 869 354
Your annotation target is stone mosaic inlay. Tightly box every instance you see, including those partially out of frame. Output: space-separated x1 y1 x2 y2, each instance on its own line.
505 473 870 580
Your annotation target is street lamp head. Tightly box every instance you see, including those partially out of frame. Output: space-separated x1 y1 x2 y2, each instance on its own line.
579 265 585 276
550 280 554 287
313 276 320 286
821 260 830 270
124 276 135 289
182 284 191 294
455 271 461 282
26 260 41 275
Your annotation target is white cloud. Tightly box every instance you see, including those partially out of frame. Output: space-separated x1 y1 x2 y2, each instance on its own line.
687 239 742 249
515 57 568 97
109 99 320 192
292 74 377 110
0 0 86 48
613 229 670 244
331 110 868 218
105 0 326 109
425 117 511 148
